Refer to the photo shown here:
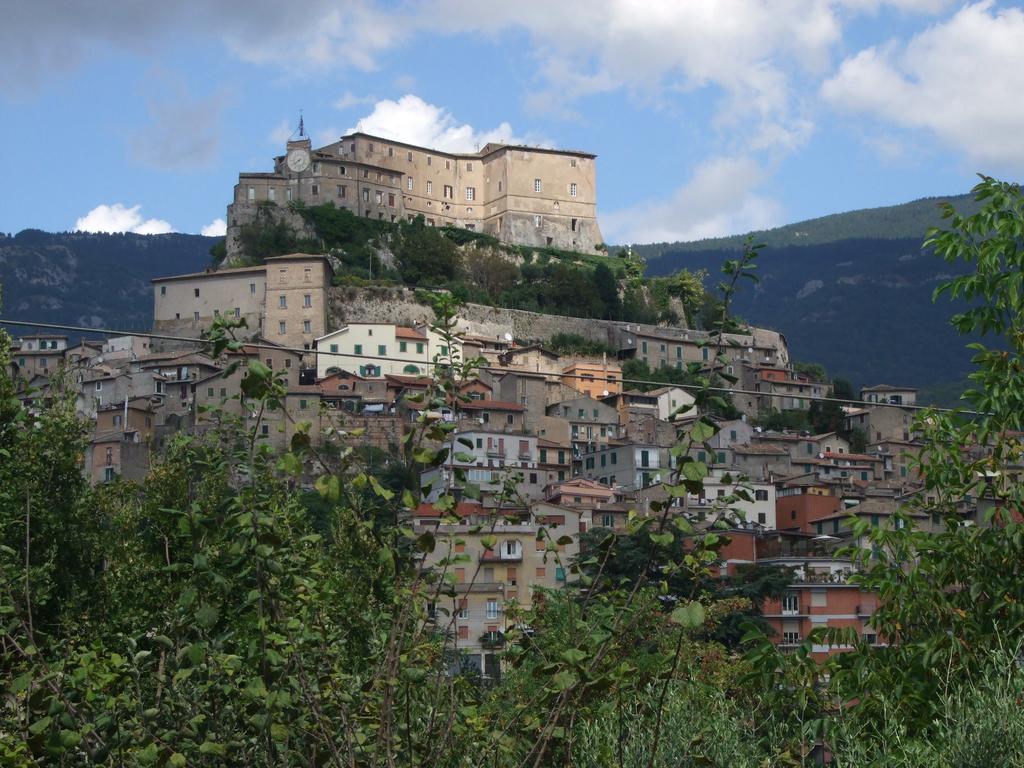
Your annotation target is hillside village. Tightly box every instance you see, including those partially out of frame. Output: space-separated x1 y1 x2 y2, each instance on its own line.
6 131 1013 683
9 243 968 676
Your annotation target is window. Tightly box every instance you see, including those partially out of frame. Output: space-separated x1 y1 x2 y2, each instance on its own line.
303 293 312 308
279 295 287 308
311 184 319 196
278 321 286 335
194 288 200 298
103 467 115 482
486 600 499 619
193 312 199 321
312 161 321 174
303 320 311 333
339 165 346 175
375 191 383 205
640 450 650 468
533 214 542 228
755 489 769 501
399 341 407 353
426 180 432 194
354 344 363 355
569 182 577 197
503 540 520 558
337 184 347 198
362 188 370 202
782 594 799 615
247 186 255 201
378 344 386 356
207 387 214 397
387 146 393 157
782 631 801 645
286 188 292 201
465 187 475 201
534 178 542 192
367 142 374 152
407 177 413 191
443 184 454 199
388 193 396 207
466 162 473 171
416 342 424 354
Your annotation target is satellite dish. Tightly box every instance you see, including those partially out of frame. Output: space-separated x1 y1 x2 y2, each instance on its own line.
503 332 513 342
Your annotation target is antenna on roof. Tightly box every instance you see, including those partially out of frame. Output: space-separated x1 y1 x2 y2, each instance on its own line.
298 110 305 138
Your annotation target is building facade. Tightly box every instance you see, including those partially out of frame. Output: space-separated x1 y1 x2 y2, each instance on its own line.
226 131 604 259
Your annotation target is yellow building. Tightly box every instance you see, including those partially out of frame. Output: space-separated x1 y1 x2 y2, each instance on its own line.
561 359 622 399
227 130 604 260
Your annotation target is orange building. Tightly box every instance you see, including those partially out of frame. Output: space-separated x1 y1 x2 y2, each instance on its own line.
561 359 622 399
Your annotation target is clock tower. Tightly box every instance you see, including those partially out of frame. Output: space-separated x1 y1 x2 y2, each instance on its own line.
285 114 312 174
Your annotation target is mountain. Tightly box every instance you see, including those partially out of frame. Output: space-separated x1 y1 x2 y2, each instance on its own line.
632 193 981 259
644 235 981 405
0 229 215 335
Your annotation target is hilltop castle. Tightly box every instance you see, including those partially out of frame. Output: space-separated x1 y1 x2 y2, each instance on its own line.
226 128 604 260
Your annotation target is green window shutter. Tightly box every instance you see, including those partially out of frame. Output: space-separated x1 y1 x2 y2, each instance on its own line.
400 342 407 352
378 344 386 356
354 344 362 354
330 344 338 353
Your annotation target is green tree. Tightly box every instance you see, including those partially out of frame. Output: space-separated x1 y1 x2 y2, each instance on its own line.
593 262 622 319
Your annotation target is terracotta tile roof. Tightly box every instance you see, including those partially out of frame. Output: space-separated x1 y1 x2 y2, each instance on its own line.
414 500 483 518
395 326 427 340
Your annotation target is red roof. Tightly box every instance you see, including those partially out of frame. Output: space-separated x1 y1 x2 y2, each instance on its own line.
395 326 427 340
385 374 433 387
414 501 483 518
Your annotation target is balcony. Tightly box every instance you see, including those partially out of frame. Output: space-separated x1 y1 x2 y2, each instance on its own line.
480 550 523 564
480 631 506 650
454 581 506 594
790 568 854 585
486 448 506 458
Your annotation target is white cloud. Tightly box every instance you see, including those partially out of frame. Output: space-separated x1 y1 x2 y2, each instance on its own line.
74 203 174 235
200 217 227 237
268 118 294 145
602 156 782 244
348 94 542 153
822 1 1024 170
333 91 375 111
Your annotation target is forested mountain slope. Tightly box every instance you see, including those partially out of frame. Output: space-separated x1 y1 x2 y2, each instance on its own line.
0 230 214 333
645 236 978 400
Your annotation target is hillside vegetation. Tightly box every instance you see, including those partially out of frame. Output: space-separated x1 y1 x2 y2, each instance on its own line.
0 229 213 333
631 192 981 259
644 235 981 403
233 202 712 327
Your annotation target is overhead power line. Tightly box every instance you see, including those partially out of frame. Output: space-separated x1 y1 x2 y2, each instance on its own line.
0 317 974 415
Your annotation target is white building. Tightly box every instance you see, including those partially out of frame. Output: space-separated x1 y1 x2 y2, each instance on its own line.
315 323 462 379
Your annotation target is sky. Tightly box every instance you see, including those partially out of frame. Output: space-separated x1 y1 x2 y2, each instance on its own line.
2 0 1023 245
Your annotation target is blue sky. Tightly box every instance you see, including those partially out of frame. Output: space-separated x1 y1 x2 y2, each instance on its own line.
2 0 1023 245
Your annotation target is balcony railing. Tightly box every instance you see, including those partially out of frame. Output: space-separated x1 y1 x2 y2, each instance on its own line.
480 551 523 563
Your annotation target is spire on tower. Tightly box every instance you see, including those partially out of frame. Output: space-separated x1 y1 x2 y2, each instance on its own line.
298 110 305 138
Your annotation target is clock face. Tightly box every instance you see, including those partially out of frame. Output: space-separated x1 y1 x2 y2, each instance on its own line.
287 149 311 173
